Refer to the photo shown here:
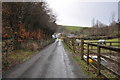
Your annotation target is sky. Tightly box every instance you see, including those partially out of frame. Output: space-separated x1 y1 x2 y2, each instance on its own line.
1 0 119 27
118 1 120 22
45 0 119 27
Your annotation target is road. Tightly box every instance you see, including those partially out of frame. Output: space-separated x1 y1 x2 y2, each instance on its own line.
3 39 87 78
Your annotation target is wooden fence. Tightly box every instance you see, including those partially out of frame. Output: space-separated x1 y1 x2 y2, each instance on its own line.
63 38 120 78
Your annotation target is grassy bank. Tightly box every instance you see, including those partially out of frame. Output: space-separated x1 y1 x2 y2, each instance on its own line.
2 50 37 72
2 39 55 72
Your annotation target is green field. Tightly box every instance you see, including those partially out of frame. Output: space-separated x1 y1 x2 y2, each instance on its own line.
85 38 120 46
63 25 85 31
85 38 119 42
106 38 119 42
84 38 120 52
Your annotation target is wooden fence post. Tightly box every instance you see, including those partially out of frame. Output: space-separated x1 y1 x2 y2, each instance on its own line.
87 44 89 65
81 39 84 60
66 39 68 46
97 45 101 75
72 38 75 53
69 39 71 49
109 42 112 58
77 42 79 54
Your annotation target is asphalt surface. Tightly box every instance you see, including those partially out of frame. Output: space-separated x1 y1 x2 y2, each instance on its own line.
3 39 87 78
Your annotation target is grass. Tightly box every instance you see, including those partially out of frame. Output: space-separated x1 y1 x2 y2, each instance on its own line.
106 38 120 46
8 50 36 62
106 38 119 42
2 50 36 71
63 25 85 32
83 38 120 54
84 38 120 48
85 38 120 42
2 39 54 72
101 70 116 79
73 56 98 78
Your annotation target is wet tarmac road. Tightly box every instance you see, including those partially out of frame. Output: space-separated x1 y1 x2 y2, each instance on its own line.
3 39 87 78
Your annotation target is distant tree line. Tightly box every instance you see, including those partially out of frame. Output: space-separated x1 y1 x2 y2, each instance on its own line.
69 19 120 39
81 19 119 38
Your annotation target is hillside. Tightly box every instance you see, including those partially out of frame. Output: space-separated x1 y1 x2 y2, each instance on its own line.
63 25 85 32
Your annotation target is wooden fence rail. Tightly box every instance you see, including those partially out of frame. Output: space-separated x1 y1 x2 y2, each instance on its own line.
63 38 120 78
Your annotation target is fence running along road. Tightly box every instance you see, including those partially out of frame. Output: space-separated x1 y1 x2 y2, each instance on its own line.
63 38 120 78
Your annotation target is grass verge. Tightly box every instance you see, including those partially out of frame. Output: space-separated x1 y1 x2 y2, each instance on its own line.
2 50 37 72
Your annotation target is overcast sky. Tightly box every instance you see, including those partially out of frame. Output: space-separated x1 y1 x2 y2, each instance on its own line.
45 0 119 27
1 0 119 27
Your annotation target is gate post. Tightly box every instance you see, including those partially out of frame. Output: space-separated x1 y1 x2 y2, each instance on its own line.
109 42 112 58
72 38 75 53
87 44 89 65
97 45 101 75
81 39 84 60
